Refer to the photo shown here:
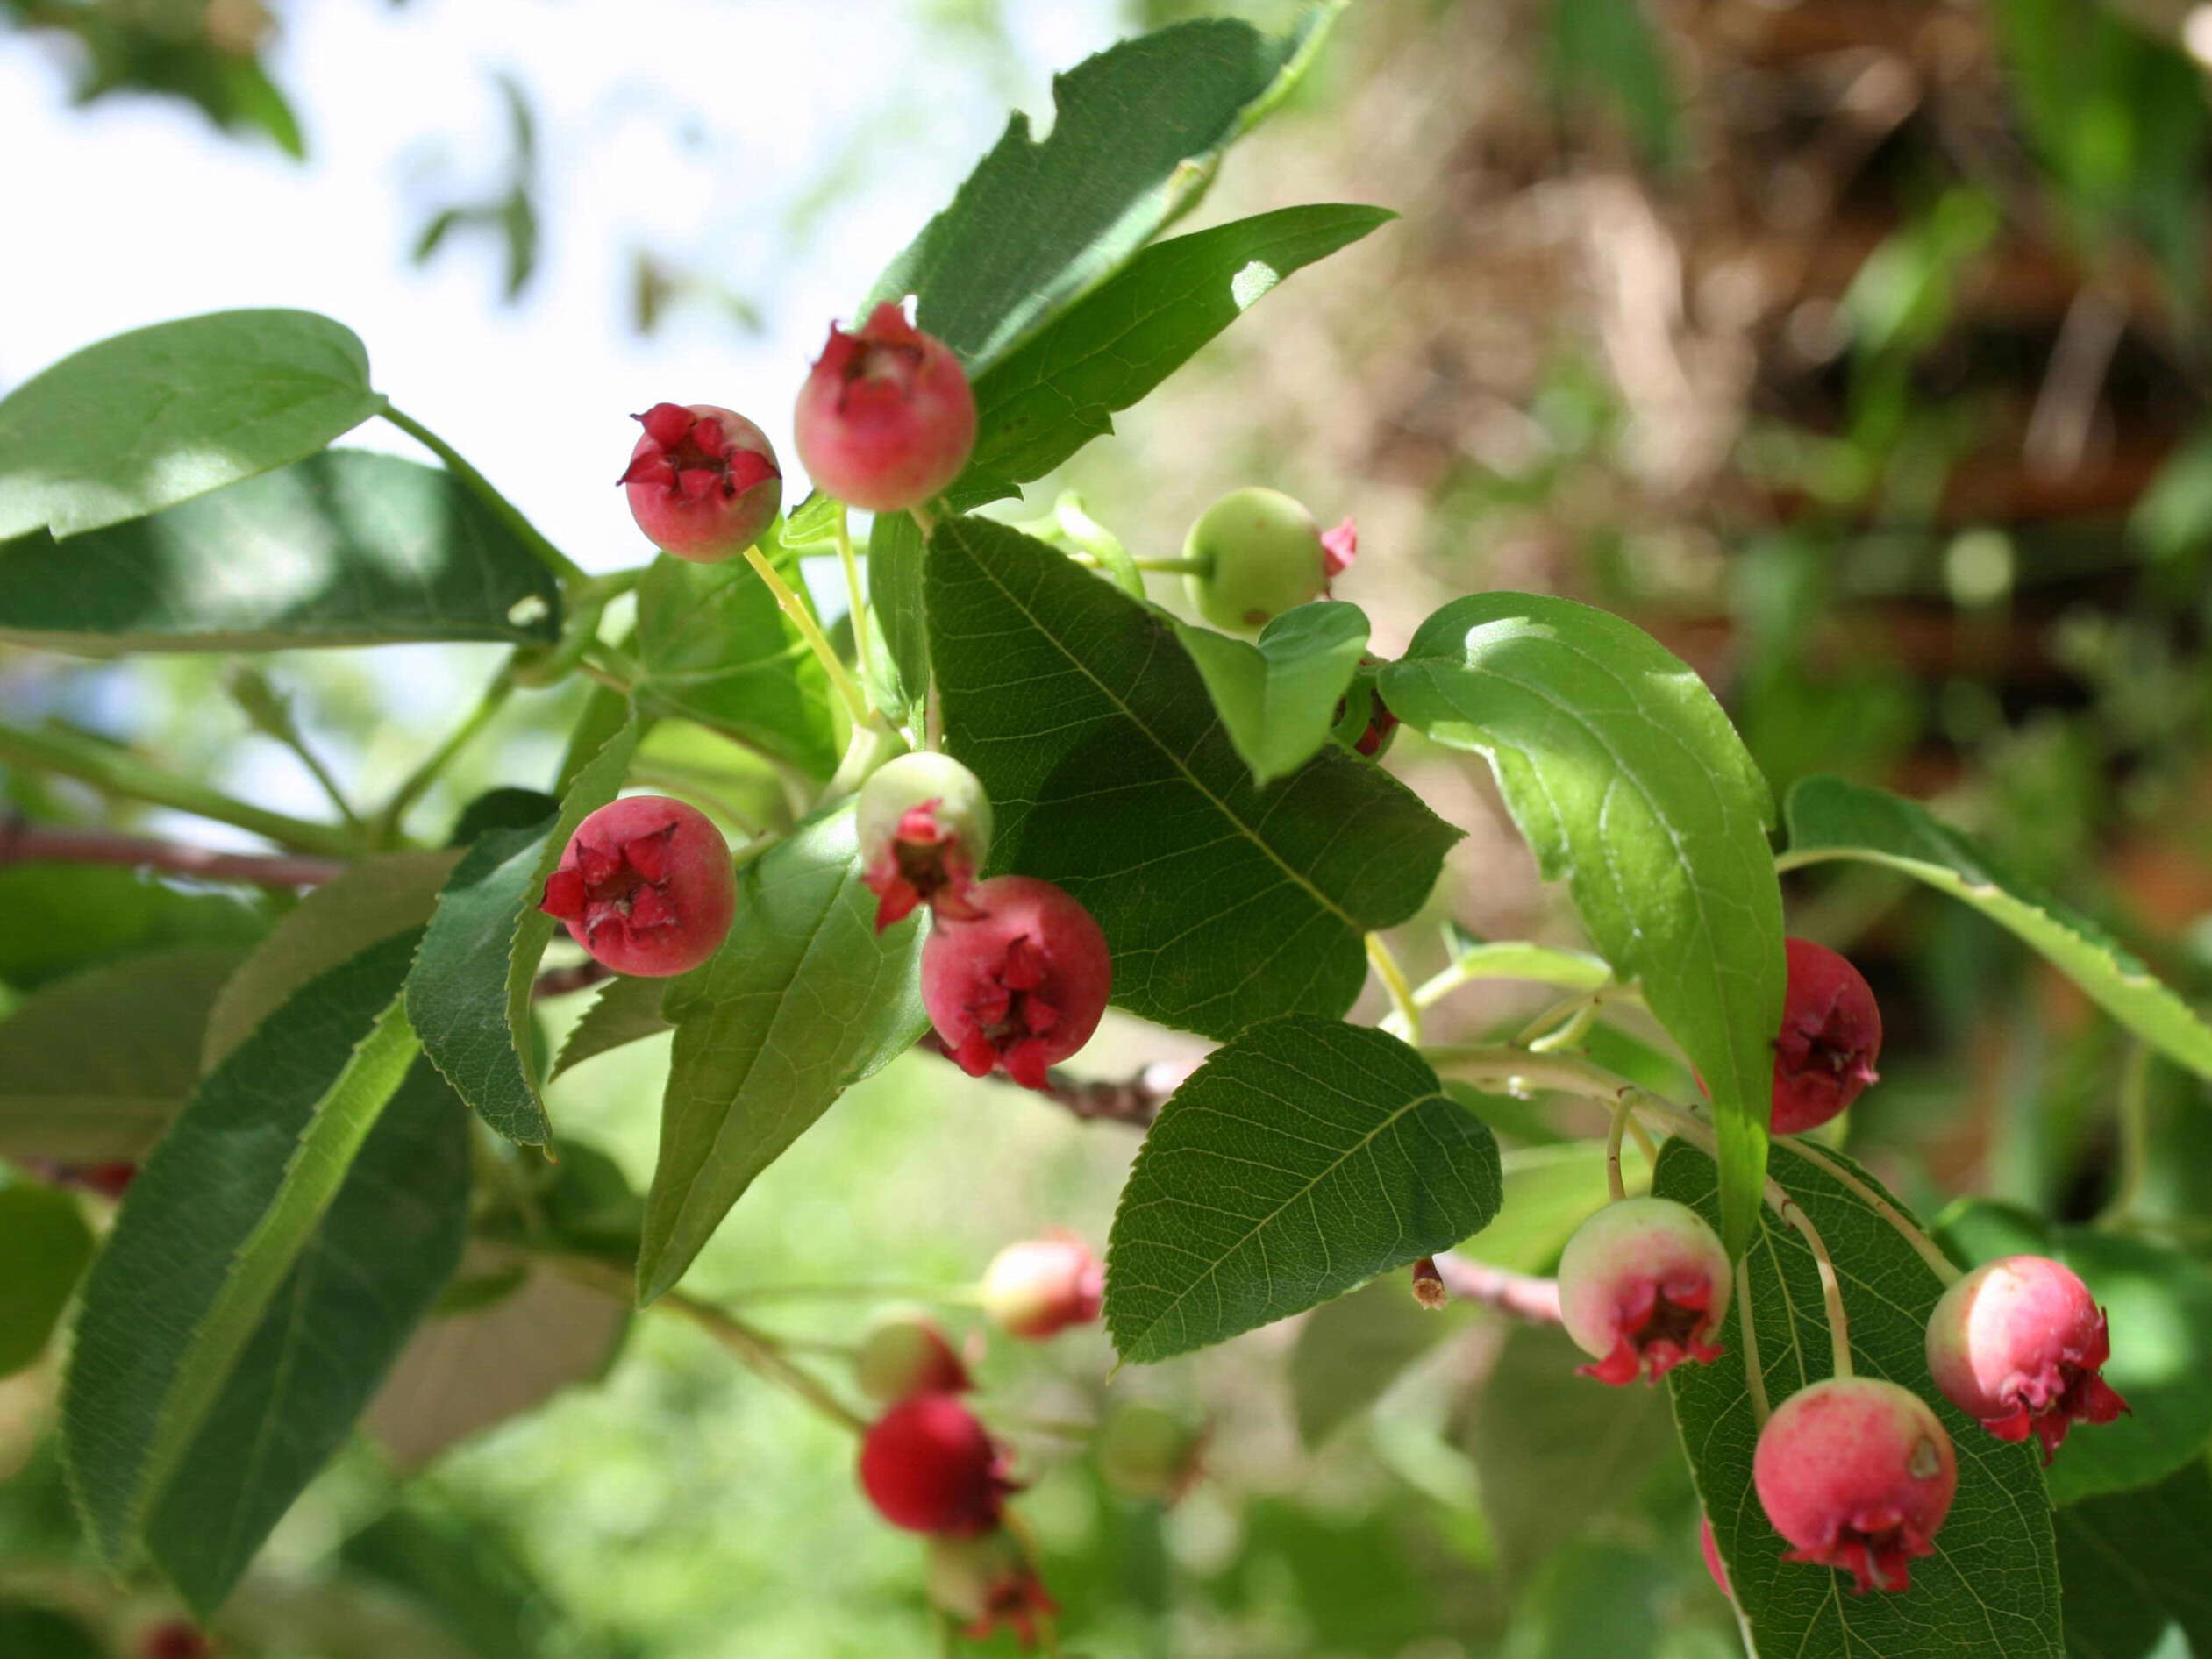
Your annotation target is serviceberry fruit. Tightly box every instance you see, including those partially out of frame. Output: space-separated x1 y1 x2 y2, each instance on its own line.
1772 937 1882 1135
794 301 976 512
854 1307 971 1406
1558 1196 1731 1385
856 751 993 933
1097 1401 1207 1503
920 875 1111 1090
858 1393 1011 1536
1924 1254 2129 1463
1182 487 1354 632
1330 655 1399 759
139 1624 212 1659
539 795 737 978
1753 1376 1956 1594
1699 1514 1732 1601
925 1529 1058 1648
618 402 781 563
980 1232 1103 1340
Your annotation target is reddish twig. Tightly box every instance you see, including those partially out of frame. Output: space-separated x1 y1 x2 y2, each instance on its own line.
918 1032 1193 1126
0 819 348 888
1426 1252 1564 1324
532 957 615 1000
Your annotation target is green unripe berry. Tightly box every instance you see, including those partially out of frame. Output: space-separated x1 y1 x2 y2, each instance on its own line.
1183 487 1332 632
1096 1401 1205 1502
853 1307 970 1406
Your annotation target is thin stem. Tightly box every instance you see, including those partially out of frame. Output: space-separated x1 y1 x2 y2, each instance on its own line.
741 544 873 730
1782 1137 1961 1285
0 821 347 887
1426 1252 1565 1324
1420 1044 1637 1105
721 1280 979 1307
1736 1257 1771 1424
1130 556 1208 574
2107 1041 2152 1226
1367 935 1421 1043
0 722 360 856
1624 1113 1659 1169
371 662 516 843
574 565 648 605
380 403 587 585
833 504 879 693
1605 1098 1631 1203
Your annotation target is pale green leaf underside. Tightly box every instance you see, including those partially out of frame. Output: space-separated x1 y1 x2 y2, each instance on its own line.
1784 773 2212 1079
552 973 672 1079
1380 593 1784 1257
1105 1017 1502 1364
0 309 380 540
1170 601 1369 785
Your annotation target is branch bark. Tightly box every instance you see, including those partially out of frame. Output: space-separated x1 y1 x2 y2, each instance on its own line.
0 819 349 888
917 1032 1193 1127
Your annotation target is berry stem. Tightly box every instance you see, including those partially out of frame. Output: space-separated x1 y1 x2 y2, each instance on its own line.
1781 1137 1962 1286
1735 1257 1771 1424
369 658 517 844
2105 1040 2152 1228
1053 494 1145 596
0 821 347 887
379 403 588 586
1605 1098 1632 1203
831 503 881 695
1366 933 1422 1042
740 543 874 731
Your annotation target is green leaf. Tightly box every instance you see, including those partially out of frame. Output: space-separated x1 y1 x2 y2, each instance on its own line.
2057 1457 2212 1659
1459 1142 1648 1274
1656 1139 2062 1659
632 542 839 779
342 1496 564 1659
1104 1017 1502 1364
65 930 469 1615
203 851 460 1070
0 864 269 992
0 450 561 653
953 203 1394 507
637 804 928 1303
864 14 1338 375
929 518 1459 1040
1784 774 2212 1080
0 309 381 540
1430 929 1615 996
407 720 640 1146
0 1186 95 1378
0 1605 101 1659
781 494 841 546
0 947 246 1164
551 974 672 1078
867 508 926 720
1169 602 1370 785
1380 594 1785 1257
1288 1277 1466 1448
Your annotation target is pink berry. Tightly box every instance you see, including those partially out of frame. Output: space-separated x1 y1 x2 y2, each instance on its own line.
1924 1254 2130 1463
980 1233 1103 1340
139 1625 213 1659
854 1308 972 1406
920 876 1111 1090
618 402 781 563
856 751 994 933
1699 1514 1732 1601
924 1529 1058 1648
1772 937 1882 1135
1558 1196 1731 1385
539 795 736 979
858 1394 1011 1536
793 301 976 513
1753 1377 1957 1594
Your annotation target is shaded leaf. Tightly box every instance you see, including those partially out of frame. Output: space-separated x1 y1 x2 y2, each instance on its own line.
552 974 672 1078
1290 1277 1466 1448
342 1495 564 1659
1459 1142 1647 1274
2057 1457 2212 1659
0 1186 95 1378
0 864 269 992
1105 1017 1502 1364
1170 602 1370 785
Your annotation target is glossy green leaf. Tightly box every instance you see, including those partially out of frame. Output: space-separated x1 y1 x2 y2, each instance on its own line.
65 931 469 1615
1170 602 1370 785
0 947 246 1164
865 509 925 722
632 543 838 779
2057 1456 2212 1659
865 12 1340 375
406 720 640 1147
0 1186 95 1378
0 309 381 540
1784 774 2212 1079
0 450 561 653
551 974 671 1078
929 518 1459 1039
1381 594 1784 1256
637 805 928 1303
0 864 269 992
1105 1017 1502 1364
1657 1140 2061 1659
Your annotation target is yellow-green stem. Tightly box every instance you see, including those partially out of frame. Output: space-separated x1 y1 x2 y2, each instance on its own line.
742 544 874 730
1366 934 1422 1043
833 504 879 693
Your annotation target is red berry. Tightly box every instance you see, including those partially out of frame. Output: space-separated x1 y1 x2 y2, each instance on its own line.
618 402 781 563
793 301 976 512
920 876 1111 1091
1753 1377 1956 1594
1771 938 1882 1135
980 1233 1103 1340
1558 1196 1731 1385
854 1308 972 1406
1924 1254 2129 1463
858 1394 1010 1535
924 1528 1058 1648
856 752 994 933
539 795 736 978
1699 1514 1732 1601
139 1623 213 1659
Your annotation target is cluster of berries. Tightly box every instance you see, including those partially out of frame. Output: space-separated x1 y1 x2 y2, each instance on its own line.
1554 938 2127 1596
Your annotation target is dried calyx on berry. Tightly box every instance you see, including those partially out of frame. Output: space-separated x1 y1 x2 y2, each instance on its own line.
1753 1376 1957 1594
794 300 976 513
856 751 994 933
920 875 1111 1090
1924 1254 2129 1462
1182 487 1353 633
980 1233 1103 1340
925 1528 1058 1648
1558 1196 1731 1385
854 1307 972 1406
539 795 737 978
858 1394 1013 1535
1772 937 1883 1135
1330 654 1400 759
619 402 781 563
